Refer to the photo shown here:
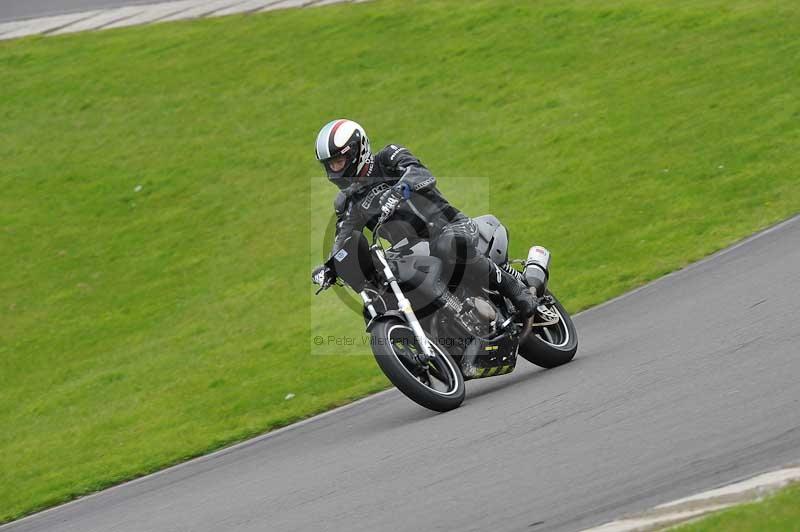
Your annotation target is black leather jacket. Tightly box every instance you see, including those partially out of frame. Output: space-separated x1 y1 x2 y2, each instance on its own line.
329 144 466 259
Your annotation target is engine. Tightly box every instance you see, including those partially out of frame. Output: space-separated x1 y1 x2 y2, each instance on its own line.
458 297 497 337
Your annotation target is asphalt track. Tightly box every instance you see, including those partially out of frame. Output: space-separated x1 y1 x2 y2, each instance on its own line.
5 214 800 532
0 0 170 22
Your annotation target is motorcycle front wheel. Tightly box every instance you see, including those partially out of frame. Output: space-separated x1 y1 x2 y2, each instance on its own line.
371 319 465 412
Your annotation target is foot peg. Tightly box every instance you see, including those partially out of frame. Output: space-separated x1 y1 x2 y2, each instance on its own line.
490 265 536 319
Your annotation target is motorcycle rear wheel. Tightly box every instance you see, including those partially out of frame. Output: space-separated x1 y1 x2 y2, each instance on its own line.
518 291 578 369
371 319 465 412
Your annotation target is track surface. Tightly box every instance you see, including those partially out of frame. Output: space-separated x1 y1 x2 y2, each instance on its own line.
0 0 166 22
5 215 800 532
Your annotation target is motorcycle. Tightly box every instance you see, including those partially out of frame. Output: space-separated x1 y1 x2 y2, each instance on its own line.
315 214 578 412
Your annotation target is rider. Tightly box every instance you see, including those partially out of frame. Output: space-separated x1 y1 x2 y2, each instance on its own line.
311 118 536 319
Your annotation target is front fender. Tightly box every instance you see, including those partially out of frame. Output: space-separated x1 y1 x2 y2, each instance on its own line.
365 310 407 332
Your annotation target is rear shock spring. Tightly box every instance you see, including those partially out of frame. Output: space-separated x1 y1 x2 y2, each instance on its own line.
501 262 525 284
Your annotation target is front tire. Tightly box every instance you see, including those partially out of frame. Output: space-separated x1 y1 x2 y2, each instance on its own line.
371 319 465 412
518 291 578 369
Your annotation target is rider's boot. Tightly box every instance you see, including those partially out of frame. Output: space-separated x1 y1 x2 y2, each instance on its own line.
490 265 537 319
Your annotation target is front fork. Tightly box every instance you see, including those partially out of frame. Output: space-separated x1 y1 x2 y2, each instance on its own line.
371 246 435 361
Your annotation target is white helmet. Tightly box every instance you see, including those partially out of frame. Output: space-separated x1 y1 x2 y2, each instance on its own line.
315 119 372 189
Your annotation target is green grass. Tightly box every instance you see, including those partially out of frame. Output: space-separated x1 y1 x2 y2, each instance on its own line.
1 0 799 522
672 483 800 531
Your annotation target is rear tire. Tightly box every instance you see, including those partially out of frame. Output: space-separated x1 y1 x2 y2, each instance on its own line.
371 319 465 412
518 291 578 369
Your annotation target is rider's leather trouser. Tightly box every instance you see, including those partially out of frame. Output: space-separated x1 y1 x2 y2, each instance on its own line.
430 219 531 312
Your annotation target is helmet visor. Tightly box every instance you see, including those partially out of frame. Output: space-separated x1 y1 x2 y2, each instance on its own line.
321 150 358 189
326 154 348 173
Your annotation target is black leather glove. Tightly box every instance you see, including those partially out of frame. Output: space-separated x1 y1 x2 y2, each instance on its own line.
311 264 335 287
378 186 404 223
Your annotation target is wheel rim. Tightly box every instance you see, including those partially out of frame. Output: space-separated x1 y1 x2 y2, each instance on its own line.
535 304 570 348
386 325 461 397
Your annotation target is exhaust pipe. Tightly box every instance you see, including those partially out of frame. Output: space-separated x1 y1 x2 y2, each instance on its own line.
524 246 551 297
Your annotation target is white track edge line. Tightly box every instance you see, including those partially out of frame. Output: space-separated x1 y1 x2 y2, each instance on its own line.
581 464 800 532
